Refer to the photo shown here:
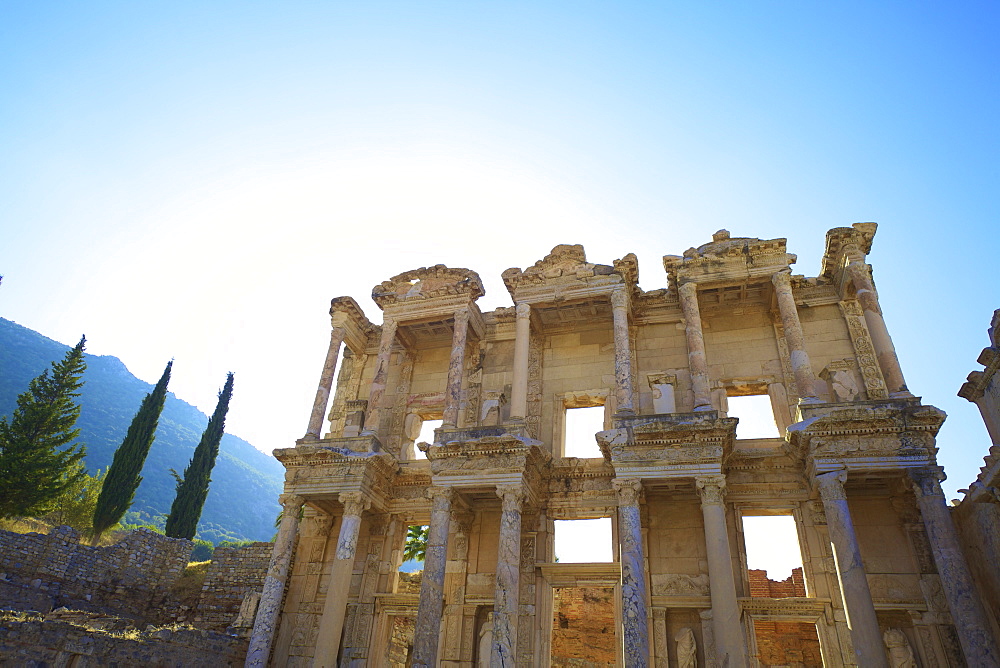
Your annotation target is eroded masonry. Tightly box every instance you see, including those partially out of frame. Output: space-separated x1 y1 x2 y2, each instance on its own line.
247 225 999 667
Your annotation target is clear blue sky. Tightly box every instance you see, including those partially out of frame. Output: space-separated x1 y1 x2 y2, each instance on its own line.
1 2 997 500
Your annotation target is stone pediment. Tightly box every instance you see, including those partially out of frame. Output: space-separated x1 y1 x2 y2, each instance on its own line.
820 222 877 279
502 244 634 301
371 265 485 308
663 230 796 286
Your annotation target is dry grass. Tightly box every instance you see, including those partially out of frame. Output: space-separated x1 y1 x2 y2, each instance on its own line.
0 517 52 534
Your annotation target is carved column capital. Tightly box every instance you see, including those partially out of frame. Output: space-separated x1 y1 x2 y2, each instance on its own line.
381 315 398 331
427 486 455 509
496 484 526 512
613 478 643 506
453 306 470 327
279 493 305 511
339 491 371 517
695 475 727 506
610 287 629 310
771 268 792 289
515 302 531 319
678 281 698 299
815 469 849 502
910 466 946 499
330 311 350 329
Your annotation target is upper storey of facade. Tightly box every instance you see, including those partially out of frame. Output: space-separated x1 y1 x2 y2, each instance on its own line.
292 222 924 473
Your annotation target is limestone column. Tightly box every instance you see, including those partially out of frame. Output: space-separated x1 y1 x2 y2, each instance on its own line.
614 478 650 667
443 307 471 428
814 469 887 668
509 302 531 421
362 316 397 437
846 261 910 397
695 475 749 668
413 487 454 668
246 493 304 668
305 313 348 439
492 484 525 667
313 492 370 668
910 467 1000 666
678 282 713 411
771 270 820 403
611 288 636 415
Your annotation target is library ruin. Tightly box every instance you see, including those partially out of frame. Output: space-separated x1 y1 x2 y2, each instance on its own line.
246 224 999 667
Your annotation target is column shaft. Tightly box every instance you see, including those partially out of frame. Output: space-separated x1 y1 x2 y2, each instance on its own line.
413 487 454 667
246 494 304 668
313 493 370 668
611 289 635 414
815 470 887 668
772 271 819 402
509 303 531 420
911 468 1000 666
847 262 910 397
443 308 471 428
614 479 649 667
678 282 712 410
696 476 749 668
305 319 347 439
492 485 525 667
363 317 397 437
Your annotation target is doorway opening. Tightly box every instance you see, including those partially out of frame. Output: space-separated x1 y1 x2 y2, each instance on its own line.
550 586 617 667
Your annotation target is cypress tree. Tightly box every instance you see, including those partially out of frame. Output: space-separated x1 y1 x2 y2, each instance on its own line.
0 336 88 518
165 372 234 540
91 360 172 541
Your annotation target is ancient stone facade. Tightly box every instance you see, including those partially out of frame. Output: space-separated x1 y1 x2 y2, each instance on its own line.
254 225 998 666
955 308 1000 657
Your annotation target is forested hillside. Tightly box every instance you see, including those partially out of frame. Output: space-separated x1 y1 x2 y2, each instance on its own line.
0 318 284 542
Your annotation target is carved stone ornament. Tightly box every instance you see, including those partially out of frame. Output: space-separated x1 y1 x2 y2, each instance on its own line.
613 478 643 506
815 469 848 502
910 467 946 499
695 475 727 506
372 265 485 307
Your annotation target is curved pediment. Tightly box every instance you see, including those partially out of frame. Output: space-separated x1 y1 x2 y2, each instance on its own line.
502 244 624 298
371 265 485 308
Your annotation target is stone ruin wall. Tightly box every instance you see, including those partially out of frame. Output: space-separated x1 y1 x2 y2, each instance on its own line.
0 525 273 664
0 525 192 619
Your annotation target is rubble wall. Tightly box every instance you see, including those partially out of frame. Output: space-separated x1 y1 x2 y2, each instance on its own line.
0 526 191 618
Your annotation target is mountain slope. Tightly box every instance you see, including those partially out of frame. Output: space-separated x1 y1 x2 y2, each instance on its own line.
0 318 283 542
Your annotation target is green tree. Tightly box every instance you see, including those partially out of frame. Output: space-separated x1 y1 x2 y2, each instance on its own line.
403 524 428 562
44 463 107 533
91 360 172 542
0 336 88 518
165 372 234 540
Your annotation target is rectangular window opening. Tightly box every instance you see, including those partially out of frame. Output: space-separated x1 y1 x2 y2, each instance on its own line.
727 394 780 439
399 524 428 575
563 406 605 458
413 419 442 459
553 518 613 563
742 513 806 595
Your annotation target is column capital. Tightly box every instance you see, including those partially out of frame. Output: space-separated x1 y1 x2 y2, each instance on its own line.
771 268 792 288
381 314 398 329
909 466 946 499
610 287 629 310
696 475 727 506
678 281 698 298
453 306 470 325
496 484 526 512
613 477 643 506
427 486 455 507
815 469 848 502
279 493 305 511
339 491 371 517
515 301 531 319
331 310 350 329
